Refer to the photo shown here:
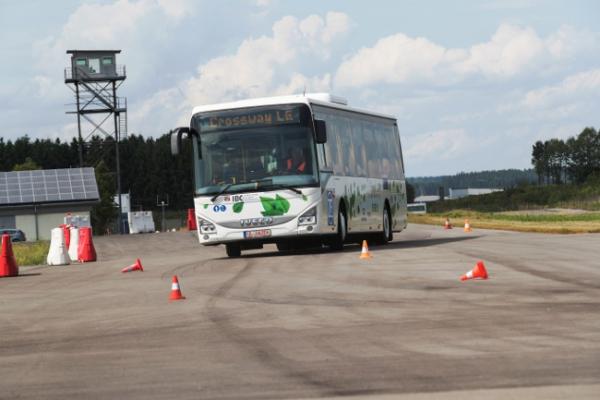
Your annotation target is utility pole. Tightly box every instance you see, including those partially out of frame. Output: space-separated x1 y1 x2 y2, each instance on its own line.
157 195 169 232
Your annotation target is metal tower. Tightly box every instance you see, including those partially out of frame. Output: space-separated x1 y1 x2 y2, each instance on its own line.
65 49 127 233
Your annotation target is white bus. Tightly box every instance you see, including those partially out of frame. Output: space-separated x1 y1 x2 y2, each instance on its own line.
171 93 407 257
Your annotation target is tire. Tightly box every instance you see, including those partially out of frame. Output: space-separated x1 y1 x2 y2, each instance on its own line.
225 243 241 258
330 209 347 251
376 206 392 245
276 241 290 252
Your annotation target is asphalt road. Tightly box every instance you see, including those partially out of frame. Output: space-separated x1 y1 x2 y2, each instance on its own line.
1 224 599 399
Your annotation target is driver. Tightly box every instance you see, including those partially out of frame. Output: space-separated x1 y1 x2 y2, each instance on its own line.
286 147 306 173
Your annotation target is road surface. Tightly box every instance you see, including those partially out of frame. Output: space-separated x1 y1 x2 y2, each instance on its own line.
1 224 599 399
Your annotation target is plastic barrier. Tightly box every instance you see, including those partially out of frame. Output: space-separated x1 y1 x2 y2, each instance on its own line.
0 234 19 277
60 224 71 249
68 227 79 261
143 211 155 233
78 227 97 262
127 211 155 234
187 208 197 230
128 212 142 234
47 227 71 266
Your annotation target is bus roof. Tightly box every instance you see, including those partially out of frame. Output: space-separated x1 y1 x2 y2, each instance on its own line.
190 93 397 122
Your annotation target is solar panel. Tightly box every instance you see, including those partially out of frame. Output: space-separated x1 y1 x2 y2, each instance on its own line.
0 167 99 206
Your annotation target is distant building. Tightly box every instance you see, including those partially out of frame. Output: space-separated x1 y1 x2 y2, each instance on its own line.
414 195 440 203
0 168 99 241
449 188 503 199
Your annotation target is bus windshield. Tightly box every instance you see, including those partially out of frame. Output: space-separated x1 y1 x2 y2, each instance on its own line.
192 119 319 196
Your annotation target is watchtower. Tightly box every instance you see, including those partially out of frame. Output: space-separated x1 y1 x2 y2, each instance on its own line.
65 50 127 233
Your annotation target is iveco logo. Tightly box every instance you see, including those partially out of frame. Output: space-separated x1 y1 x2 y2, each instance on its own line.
240 217 274 227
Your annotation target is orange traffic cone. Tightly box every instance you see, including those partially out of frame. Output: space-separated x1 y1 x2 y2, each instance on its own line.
463 219 472 232
0 234 19 278
122 258 144 273
460 261 488 281
359 240 372 259
444 218 452 229
169 275 186 300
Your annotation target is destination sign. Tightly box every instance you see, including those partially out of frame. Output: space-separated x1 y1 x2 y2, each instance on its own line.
197 107 301 132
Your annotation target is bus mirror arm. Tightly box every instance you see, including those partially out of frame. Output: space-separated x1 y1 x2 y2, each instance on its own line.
314 119 327 144
170 127 200 157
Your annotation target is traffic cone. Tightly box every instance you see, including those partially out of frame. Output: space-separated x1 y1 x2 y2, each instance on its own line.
122 258 144 273
359 240 372 259
169 275 186 300
460 261 488 281
444 218 452 229
0 234 19 278
463 219 472 232
77 227 97 262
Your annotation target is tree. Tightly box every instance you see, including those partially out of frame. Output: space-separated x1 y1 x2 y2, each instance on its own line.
531 141 546 184
12 157 41 171
406 182 415 203
91 160 117 235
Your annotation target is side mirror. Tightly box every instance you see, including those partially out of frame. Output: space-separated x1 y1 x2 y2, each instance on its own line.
314 119 327 144
170 127 199 157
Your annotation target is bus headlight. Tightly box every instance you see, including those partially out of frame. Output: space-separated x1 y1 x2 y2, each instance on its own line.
198 217 216 234
298 207 317 226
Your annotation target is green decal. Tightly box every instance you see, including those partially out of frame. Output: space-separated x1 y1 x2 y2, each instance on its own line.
203 204 209 209
302 194 308 202
233 202 244 213
260 194 290 216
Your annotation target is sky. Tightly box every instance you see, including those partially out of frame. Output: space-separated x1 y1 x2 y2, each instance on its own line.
1 0 599 177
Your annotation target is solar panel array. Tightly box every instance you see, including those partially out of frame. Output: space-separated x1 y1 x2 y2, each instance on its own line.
0 168 99 206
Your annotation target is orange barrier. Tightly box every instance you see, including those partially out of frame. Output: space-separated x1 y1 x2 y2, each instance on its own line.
0 234 19 278
460 261 488 281
61 224 71 248
169 275 185 301
78 227 97 262
187 208 197 231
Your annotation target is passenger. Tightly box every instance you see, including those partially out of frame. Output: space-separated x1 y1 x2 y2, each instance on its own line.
286 147 306 173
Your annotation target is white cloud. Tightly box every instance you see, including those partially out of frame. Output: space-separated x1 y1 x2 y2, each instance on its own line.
404 129 472 161
132 12 348 131
32 0 193 74
523 68 600 108
335 24 598 88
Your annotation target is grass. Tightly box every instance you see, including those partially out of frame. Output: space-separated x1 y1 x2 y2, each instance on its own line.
11 241 50 266
409 210 600 234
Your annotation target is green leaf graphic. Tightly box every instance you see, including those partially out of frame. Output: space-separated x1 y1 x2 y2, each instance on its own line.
260 195 290 216
276 194 290 213
233 202 244 213
302 194 308 201
203 204 209 209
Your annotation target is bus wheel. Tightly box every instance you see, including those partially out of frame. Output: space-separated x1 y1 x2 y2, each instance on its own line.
377 206 392 245
330 210 347 251
276 241 290 252
226 243 241 258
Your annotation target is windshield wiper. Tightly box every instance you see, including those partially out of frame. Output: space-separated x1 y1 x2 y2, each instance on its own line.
210 183 234 202
262 183 303 195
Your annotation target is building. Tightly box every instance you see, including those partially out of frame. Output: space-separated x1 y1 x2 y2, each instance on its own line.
414 195 441 203
0 168 99 241
449 188 503 199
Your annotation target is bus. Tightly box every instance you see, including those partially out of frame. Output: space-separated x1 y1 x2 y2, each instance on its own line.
171 93 407 257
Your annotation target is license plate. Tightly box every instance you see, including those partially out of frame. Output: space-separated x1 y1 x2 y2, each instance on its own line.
243 229 271 239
